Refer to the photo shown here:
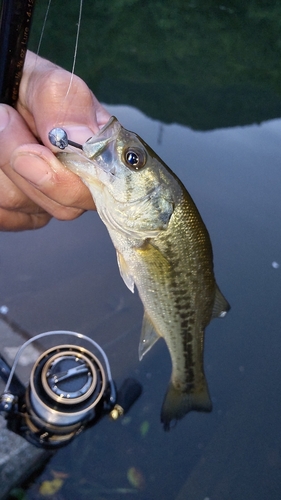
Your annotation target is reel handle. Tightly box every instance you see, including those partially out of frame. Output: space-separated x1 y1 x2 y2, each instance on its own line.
110 378 142 419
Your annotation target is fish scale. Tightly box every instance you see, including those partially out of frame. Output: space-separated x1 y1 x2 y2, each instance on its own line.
57 116 230 430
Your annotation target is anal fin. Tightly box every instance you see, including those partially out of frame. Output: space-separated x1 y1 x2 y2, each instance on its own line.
139 312 160 361
212 285 231 319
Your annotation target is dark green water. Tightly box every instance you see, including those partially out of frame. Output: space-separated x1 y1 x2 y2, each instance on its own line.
1 1 281 499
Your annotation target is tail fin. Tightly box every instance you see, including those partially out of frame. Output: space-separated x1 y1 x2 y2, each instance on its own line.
160 380 212 431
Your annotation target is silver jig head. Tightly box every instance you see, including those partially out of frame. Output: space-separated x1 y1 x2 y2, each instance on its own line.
48 128 83 150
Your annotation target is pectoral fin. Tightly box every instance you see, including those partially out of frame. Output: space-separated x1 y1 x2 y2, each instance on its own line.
212 286 231 318
116 251 135 293
139 312 160 360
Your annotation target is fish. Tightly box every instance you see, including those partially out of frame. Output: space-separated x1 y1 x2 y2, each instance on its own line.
57 116 230 430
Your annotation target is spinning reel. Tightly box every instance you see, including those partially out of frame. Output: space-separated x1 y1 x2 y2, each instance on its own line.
0 330 142 449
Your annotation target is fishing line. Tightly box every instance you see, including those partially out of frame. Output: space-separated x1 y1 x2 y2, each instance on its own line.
34 0 84 128
36 0 52 57
64 0 84 101
24 0 53 89
53 0 84 128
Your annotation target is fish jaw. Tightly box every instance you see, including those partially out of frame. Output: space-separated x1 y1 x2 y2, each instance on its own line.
56 117 121 188
84 116 120 154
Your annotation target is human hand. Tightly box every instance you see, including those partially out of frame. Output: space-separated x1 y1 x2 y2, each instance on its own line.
0 50 111 231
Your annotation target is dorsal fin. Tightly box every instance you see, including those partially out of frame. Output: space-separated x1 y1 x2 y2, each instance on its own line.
212 286 231 318
139 312 161 360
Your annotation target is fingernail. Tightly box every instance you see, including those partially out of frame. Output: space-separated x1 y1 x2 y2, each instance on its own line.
12 154 53 186
63 124 96 144
0 105 10 132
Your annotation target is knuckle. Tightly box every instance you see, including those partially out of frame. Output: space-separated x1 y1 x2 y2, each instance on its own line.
0 185 25 210
50 205 85 221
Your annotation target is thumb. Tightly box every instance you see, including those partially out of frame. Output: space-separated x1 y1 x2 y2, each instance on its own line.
0 104 95 219
18 51 110 146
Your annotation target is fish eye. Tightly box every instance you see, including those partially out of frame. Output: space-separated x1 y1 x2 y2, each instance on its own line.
123 147 147 170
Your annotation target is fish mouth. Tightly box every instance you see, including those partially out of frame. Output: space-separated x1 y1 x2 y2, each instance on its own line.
82 116 121 160
57 116 120 179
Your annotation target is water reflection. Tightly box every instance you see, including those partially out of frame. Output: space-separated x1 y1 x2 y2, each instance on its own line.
29 1 281 129
1 105 280 498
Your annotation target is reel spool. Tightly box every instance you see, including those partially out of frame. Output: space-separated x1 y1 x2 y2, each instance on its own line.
0 331 117 448
28 344 107 426
25 343 109 447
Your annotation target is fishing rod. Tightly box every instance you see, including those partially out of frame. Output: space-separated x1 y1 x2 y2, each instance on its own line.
0 0 36 106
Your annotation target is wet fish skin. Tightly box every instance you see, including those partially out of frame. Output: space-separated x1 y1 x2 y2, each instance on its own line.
57 116 230 430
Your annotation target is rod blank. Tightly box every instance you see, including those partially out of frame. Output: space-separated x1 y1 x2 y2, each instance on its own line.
0 0 36 106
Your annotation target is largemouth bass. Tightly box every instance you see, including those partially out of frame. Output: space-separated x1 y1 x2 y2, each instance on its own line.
57 116 230 430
